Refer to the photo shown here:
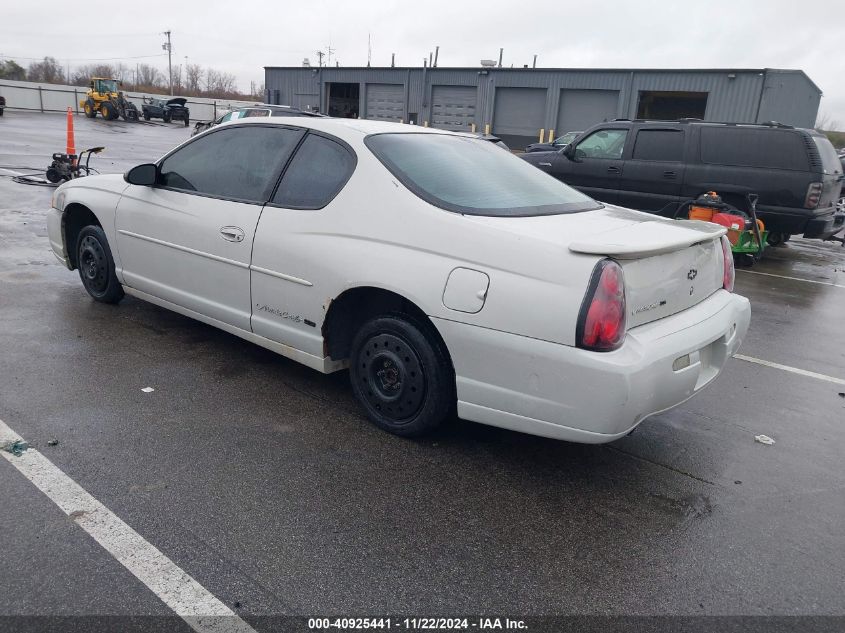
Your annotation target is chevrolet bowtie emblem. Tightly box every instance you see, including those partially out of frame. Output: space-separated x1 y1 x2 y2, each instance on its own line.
687 269 698 280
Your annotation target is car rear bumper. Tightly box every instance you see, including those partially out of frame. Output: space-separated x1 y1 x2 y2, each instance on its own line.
757 204 840 238
433 289 750 444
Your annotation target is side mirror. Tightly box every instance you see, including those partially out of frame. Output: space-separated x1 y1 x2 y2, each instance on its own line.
124 163 158 186
561 143 577 160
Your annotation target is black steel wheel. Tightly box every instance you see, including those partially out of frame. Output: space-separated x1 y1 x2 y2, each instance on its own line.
76 226 124 304
350 314 455 437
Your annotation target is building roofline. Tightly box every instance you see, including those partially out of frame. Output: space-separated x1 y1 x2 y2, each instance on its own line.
263 66 822 96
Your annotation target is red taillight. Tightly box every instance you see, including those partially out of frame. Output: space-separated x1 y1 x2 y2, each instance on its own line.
805 182 823 209
721 235 735 292
577 260 626 352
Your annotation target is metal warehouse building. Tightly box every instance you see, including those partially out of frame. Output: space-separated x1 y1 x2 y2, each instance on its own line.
264 66 822 149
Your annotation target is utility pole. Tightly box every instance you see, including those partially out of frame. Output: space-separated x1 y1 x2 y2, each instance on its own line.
162 30 173 95
533 54 537 69
367 33 371 67
326 45 335 67
316 50 325 67
498 48 503 68
434 46 439 68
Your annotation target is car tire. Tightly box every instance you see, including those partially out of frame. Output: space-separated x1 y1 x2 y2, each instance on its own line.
350 313 455 437
143 112 150 121
163 112 171 123
84 100 97 118
184 116 190 127
76 226 124 304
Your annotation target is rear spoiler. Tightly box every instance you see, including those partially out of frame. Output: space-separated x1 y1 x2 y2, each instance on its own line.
569 220 726 259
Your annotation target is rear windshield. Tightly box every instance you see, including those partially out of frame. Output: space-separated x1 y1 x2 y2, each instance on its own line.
366 133 601 216
812 135 843 175
700 127 809 171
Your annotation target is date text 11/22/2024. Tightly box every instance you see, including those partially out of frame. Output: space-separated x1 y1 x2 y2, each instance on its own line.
308 617 528 629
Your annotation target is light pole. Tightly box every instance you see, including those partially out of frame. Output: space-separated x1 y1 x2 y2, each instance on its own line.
162 30 173 95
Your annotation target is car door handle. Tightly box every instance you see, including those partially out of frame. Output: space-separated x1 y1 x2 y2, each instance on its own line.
219 226 245 242
539 162 552 167
663 170 677 179
607 166 621 174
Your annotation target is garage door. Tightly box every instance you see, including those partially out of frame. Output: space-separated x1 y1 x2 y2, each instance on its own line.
431 86 477 131
492 87 547 150
556 89 619 137
366 84 404 122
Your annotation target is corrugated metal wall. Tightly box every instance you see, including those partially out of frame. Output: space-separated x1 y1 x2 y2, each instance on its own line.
264 67 821 146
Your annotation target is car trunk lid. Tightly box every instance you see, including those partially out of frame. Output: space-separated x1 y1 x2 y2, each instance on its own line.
569 218 726 328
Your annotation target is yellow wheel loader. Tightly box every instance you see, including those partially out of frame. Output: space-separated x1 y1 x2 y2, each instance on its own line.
80 78 139 122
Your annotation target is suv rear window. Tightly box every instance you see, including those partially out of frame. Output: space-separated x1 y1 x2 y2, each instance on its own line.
811 135 843 175
366 133 601 216
700 127 809 171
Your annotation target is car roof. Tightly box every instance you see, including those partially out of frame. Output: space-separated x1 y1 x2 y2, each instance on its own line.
222 117 463 142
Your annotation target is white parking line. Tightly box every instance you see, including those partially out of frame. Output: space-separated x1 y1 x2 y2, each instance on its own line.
734 354 845 386
0 418 257 633
737 269 845 289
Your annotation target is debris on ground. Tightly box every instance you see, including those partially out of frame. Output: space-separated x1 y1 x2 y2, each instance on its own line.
141 387 155 393
838 392 844 398
754 434 776 446
47 439 59 446
1 439 29 456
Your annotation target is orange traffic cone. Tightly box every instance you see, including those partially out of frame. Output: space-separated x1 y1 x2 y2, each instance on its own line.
66 107 76 165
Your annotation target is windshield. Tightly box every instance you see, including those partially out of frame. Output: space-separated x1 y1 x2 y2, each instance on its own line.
97 79 119 93
366 133 601 216
812 135 843 175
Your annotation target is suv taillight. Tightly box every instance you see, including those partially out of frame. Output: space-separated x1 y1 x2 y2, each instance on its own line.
577 260 626 352
721 235 735 292
805 182 823 209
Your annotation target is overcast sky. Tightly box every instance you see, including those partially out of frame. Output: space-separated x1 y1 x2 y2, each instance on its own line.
2 0 843 126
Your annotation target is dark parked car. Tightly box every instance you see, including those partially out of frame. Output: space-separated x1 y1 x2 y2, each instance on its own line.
524 130 581 153
522 119 845 243
142 97 190 126
191 104 325 136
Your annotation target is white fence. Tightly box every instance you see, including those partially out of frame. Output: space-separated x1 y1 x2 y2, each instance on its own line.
0 79 258 122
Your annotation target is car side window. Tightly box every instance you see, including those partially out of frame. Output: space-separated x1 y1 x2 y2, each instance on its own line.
575 129 628 159
631 129 685 162
244 109 271 118
272 134 355 209
219 111 237 123
159 125 304 203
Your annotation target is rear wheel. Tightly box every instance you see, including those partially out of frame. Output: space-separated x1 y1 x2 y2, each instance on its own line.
163 112 171 123
183 115 190 127
350 314 455 437
76 226 124 304
767 232 785 247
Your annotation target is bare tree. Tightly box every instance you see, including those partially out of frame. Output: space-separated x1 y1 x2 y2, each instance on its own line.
185 63 203 94
27 56 64 83
136 64 164 89
815 111 841 133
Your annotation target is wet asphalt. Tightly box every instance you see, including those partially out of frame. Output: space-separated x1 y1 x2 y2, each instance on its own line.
0 112 844 627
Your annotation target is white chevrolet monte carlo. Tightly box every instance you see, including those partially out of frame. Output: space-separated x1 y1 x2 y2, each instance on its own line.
47 117 750 443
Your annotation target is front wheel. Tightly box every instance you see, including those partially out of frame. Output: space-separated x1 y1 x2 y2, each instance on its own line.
76 226 124 304
350 314 455 437
183 116 190 127
143 111 150 121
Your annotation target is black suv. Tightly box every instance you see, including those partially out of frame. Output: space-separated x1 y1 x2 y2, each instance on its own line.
142 97 190 126
521 119 844 241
